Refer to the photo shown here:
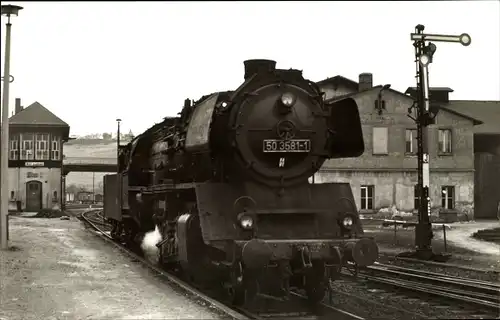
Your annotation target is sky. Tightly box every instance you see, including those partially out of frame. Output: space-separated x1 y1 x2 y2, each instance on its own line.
1 1 499 136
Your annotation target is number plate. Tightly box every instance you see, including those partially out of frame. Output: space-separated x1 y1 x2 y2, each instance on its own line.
263 139 311 153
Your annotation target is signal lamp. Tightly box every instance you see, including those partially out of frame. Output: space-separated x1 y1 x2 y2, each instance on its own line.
419 54 431 66
459 33 471 46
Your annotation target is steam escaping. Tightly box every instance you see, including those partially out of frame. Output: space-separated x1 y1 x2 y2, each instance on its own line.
141 225 163 264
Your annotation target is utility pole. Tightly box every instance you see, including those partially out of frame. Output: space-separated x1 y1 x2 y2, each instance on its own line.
1 4 23 251
401 25 471 261
116 119 122 215
92 172 95 204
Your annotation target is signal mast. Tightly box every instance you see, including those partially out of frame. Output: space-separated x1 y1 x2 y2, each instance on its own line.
402 24 471 260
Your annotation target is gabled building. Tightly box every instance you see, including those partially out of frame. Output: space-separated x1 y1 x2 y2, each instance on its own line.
411 88 500 219
314 74 483 219
6 98 70 211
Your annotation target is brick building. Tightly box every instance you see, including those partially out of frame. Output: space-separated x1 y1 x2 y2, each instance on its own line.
314 74 482 218
5 98 70 211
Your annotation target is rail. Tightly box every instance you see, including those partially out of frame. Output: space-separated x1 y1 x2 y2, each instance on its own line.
80 210 364 320
359 262 500 310
79 209 250 320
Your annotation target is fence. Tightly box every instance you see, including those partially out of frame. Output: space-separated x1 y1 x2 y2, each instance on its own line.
362 218 451 253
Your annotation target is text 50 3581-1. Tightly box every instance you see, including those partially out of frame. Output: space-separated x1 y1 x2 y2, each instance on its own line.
262 139 311 153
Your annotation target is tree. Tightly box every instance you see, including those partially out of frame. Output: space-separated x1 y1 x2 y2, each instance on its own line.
96 182 104 194
102 132 112 140
83 133 102 139
66 184 79 194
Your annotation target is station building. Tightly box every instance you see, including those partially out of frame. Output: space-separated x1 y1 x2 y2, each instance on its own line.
314 74 499 219
5 98 70 211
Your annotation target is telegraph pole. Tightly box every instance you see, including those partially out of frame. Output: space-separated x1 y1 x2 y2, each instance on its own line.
116 119 122 216
401 25 471 261
1 4 23 250
92 172 95 204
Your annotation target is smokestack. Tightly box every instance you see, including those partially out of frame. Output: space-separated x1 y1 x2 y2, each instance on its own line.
15 98 23 114
244 59 276 80
358 73 373 92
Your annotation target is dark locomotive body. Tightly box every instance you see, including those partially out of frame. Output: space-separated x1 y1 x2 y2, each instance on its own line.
103 60 379 305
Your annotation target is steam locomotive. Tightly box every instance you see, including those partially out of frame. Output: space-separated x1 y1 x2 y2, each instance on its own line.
103 59 379 305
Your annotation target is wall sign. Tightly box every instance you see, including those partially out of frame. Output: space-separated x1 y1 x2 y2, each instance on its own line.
25 162 45 167
27 172 39 178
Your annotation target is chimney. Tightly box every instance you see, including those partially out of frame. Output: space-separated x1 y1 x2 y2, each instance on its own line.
15 98 22 114
243 59 276 80
358 73 373 92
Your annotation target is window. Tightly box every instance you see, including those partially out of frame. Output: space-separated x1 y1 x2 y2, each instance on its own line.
51 135 61 160
9 134 19 160
372 127 388 155
441 186 455 209
360 185 374 210
20 133 34 160
53 191 58 202
414 185 420 210
405 129 417 154
35 133 49 160
10 191 15 200
438 129 452 154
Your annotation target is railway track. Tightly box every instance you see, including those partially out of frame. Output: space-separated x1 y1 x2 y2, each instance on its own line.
80 209 363 320
338 261 500 319
382 253 500 275
367 262 500 306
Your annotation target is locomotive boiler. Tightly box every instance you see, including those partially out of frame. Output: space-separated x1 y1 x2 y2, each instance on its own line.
103 59 379 305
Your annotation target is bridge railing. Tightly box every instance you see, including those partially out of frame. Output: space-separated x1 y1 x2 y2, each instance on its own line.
63 157 117 165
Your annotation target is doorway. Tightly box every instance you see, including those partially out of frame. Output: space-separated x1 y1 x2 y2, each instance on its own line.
26 180 42 212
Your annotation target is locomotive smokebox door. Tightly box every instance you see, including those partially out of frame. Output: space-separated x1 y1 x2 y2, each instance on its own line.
326 97 365 158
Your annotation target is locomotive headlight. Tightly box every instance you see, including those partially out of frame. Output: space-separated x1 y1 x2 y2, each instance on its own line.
238 213 254 230
280 92 296 107
342 216 354 228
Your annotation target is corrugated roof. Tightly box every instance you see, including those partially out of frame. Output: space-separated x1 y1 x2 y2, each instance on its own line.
9 101 69 127
445 100 500 134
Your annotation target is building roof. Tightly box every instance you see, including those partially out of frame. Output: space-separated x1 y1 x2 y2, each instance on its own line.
9 101 69 127
317 75 359 90
444 100 500 134
405 87 454 95
325 85 414 104
326 86 484 126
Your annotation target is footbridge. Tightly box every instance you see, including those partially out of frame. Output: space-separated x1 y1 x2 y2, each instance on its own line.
63 157 117 174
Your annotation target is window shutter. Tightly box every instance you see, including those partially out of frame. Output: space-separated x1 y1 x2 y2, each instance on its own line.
373 127 388 154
